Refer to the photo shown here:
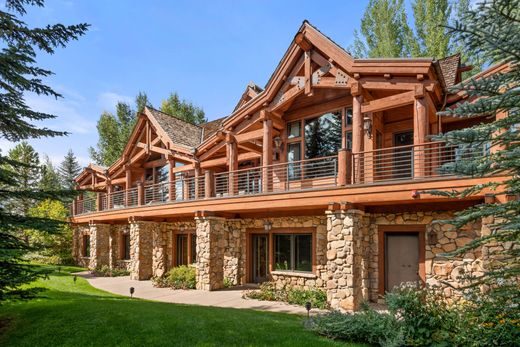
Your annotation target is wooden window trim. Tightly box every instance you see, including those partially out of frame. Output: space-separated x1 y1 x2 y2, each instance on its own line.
119 230 130 260
245 227 316 283
172 229 196 267
377 225 426 295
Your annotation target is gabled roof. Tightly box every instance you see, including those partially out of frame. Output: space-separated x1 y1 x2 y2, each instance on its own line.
147 107 202 148
233 82 263 112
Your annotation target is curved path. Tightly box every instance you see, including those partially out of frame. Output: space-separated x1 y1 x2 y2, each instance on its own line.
76 272 318 315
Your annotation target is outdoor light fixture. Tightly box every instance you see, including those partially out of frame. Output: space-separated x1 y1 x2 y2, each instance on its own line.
305 301 312 318
363 114 373 139
273 136 282 150
264 220 272 232
179 224 185 233
73 275 77 284
130 287 135 298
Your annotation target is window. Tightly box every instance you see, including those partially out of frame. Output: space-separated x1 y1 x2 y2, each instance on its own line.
83 235 90 257
274 234 312 272
176 232 197 266
287 121 301 139
304 111 342 159
122 234 130 260
345 131 352 151
287 143 301 180
345 107 353 125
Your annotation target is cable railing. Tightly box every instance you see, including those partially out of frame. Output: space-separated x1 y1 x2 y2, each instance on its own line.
72 142 485 216
351 141 485 184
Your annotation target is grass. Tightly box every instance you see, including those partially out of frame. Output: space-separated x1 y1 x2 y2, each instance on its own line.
0 266 363 347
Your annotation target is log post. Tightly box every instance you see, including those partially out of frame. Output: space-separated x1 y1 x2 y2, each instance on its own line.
137 181 144 206
337 149 352 186
205 170 214 198
96 192 102 212
413 96 428 178
194 163 201 199
168 158 176 201
125 167 132 206
262 111 273 193
352 92 364 184
226 134 238 196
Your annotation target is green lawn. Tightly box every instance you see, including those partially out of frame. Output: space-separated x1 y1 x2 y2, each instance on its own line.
0 266 362 346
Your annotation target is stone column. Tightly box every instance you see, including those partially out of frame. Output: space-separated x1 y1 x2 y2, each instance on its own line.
195 215 226 290
108 227 119 269
129 220 155 280
152 224 168 278
88 223 111 269
326 208 365 311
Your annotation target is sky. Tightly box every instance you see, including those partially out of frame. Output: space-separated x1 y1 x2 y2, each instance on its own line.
2 0 371 167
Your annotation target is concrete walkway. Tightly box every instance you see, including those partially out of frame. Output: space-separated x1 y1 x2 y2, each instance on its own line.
76 272 319 315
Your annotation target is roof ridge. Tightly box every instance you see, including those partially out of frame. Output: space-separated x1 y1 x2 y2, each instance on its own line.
145 106 203 129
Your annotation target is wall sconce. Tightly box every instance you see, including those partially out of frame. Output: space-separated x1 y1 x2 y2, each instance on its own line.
264 220 272 232
273 136 283 151
363 114 372 139
179 224 185 232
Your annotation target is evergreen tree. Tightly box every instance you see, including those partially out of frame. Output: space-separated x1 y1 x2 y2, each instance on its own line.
160 92 207 125
58 149 81 191
39 155 60 191
431 0 519 323
351 0 414 58
0 0 88 301
135 91 151 114
4 141 41 217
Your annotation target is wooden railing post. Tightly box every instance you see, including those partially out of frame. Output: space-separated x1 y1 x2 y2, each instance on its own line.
337 149 352 186
205 170 214 198
183 176 190 200
72 197 77 216
168 159 176 201
137 181 144 206
413 95 428 178
262 111 273 193
96 192 102 212
107 183 113 209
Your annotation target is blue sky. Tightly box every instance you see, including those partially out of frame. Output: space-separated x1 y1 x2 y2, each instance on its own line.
2 0 370 167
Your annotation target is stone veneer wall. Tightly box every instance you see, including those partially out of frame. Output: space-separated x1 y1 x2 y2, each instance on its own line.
88 224 111 269
72 224 90 268
129 221 154 280
365 211 485 301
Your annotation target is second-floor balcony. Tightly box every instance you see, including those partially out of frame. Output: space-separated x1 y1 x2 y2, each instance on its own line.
72 141 484 216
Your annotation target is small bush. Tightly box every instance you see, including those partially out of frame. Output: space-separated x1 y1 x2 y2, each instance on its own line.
152 265 196 289
223 277 233 288
92 265 129 277
243 282 328 309
309 308 404 347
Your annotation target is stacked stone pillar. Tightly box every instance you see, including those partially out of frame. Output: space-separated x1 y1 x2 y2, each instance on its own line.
325 208 365 311
152 224 168 278
195 215 226 290
108 228 119 268
88 223 111 269
129 220 155 280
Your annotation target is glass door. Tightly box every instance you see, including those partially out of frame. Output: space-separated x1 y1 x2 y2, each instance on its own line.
251 234 269 283
393 131 414 179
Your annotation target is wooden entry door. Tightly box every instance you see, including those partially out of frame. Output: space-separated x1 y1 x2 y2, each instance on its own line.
251 234 269 283
385 233 420 292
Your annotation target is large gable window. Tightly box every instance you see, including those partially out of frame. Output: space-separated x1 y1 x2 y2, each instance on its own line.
304 111 342 159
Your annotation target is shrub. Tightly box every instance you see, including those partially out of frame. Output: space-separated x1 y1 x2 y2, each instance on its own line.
287 287 328 309
309 307 404 347
92 265 129 277
385 283 459 346
223 277 233 288
243 282 328 309
152 265 196 289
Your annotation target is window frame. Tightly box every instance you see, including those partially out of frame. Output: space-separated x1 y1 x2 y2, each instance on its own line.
82 234 90 257
121 233 131 260
173 229 197 267
274 233 313 272
285 107 352 164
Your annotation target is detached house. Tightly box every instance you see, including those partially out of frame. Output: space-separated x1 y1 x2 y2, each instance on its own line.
71 21 510 311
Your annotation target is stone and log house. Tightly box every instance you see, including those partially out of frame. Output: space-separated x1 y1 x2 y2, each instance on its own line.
71 21 511 310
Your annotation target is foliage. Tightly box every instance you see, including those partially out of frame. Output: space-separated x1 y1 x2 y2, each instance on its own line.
351 0 413 58
243 282 328 309
429 0 520 320
57 149 81 191
0 266 352 346
39 155 60 191
309 308 404 347
27 199 73 265
351 0 481 76
92 265 129 277
160 92 207 125
385 284 459 346
153 265 196 289
410 0 451 58
223 277 233 288
0 0 87 302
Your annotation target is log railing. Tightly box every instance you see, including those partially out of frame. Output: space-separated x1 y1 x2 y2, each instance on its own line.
72 142 483 216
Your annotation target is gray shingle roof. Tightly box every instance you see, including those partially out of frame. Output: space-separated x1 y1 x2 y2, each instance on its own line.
147 107 203 148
